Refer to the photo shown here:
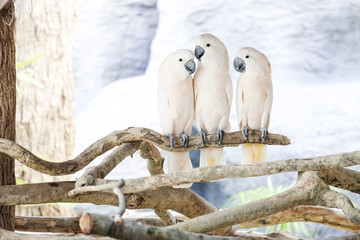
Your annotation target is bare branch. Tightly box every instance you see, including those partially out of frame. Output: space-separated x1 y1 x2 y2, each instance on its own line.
319 167 360 194
0 127 289 175
68 150 360 197
0 228 114 240
0 182 217 220
169 172 325 233
78 213 300 240
320 190 360 225
15 216 81 233
75 142 140 188
238 206 360 233
140 141 164 176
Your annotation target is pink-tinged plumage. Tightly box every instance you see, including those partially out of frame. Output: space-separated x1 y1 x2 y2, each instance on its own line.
235 47 273 164
158 49 195 187
193 33 233 167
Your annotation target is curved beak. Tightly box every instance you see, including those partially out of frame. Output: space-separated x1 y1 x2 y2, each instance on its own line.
194 46 205 60
185 59 196 74
233 57 246 73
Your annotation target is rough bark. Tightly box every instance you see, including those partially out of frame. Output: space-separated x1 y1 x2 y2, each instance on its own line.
76 142 141 188
0 1 16 231
68 149 360 197
2 180 359 233
0 128 290 176
78 213 300 240
319 167 360 194
15 216 81 233
14 0 76 217
170 172 360 233
238 206 360 233
0 228 115 240
0 182 218 221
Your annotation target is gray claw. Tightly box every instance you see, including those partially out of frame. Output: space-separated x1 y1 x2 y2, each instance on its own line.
199 130 206 147
216 129 224 146
260 127 267 143
166 134 175 151
241 125 249 141
180 133 189 149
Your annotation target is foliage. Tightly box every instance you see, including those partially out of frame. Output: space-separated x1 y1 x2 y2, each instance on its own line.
222 177 315 238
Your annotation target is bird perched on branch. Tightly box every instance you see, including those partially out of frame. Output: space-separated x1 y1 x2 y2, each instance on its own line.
234 47 273 164
193 33 233 167
158 49 196 187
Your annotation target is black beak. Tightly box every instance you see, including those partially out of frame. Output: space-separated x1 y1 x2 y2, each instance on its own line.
194 46 205 60
185 59 196 74
234 57 246 73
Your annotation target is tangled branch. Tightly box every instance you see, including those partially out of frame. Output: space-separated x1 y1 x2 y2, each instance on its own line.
1 126 360 239
68 149 360 196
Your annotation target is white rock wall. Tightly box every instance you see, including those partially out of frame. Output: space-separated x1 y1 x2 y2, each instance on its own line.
73 0 158 112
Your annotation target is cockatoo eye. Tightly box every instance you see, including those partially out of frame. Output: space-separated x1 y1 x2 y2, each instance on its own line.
245 55 249 58
206 43 210 47
179 58 183 62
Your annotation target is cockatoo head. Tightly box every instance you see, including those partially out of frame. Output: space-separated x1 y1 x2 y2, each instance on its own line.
159 49 196 81
234 47 271 76
194 33 229 69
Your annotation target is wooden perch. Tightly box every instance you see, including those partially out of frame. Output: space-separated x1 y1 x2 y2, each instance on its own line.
0 127 289 176
1 126 360 237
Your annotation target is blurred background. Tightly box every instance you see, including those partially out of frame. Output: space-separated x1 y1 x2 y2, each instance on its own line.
14 0 360 238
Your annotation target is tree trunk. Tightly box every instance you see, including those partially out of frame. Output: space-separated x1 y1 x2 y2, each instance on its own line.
0 1 16 230
14 0 76 217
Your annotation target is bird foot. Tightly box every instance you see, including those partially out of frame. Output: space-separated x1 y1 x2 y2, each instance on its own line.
199 130 206 147
241 125 249 141
216 129 224 146
180 133 189 149
260 127 267 143
166 134 175 151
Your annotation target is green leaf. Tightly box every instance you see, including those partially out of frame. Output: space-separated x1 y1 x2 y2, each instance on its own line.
16 52 45 69
17 72 44 88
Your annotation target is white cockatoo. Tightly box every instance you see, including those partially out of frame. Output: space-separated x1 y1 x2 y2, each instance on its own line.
193 33 233 167
234 47 273 164
158 49 196 187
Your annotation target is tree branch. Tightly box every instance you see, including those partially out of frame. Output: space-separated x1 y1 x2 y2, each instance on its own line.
320 190 360 225
169 172 325 233
0 182 218 220
319 167 360 194
78 213 300 240
0 127 289 175
68 150 360 197
15 216 81 233
238 205 360 233
0 228 115 240
75 142 140 188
